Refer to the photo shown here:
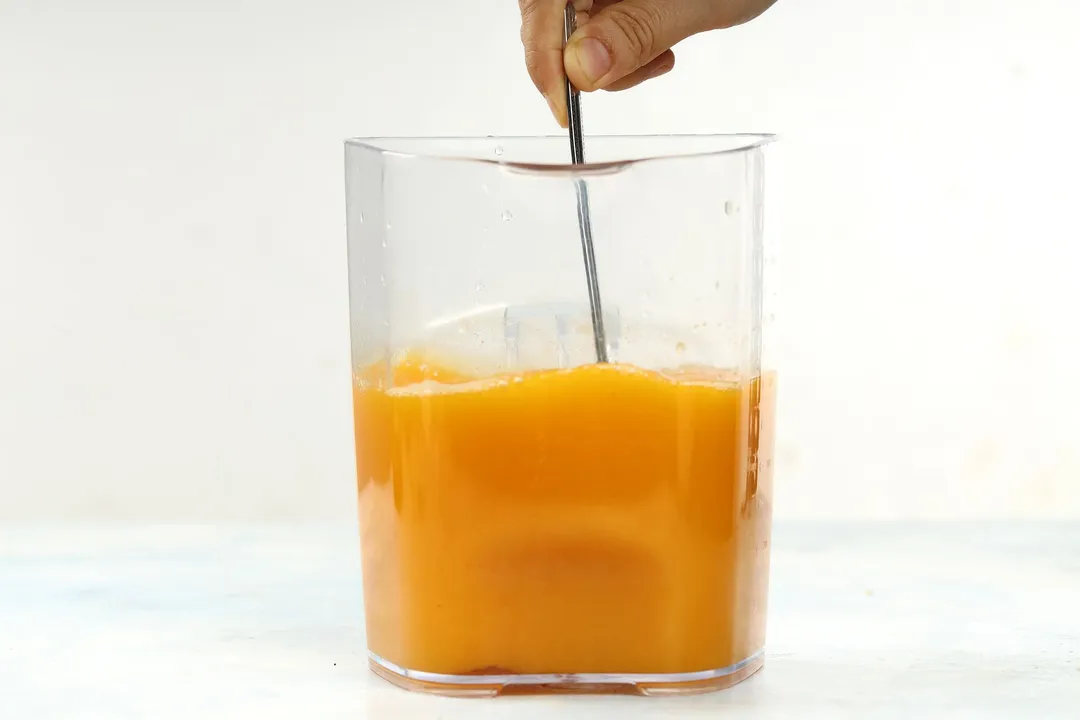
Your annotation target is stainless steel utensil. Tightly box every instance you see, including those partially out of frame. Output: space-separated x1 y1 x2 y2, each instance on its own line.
563 2 608 363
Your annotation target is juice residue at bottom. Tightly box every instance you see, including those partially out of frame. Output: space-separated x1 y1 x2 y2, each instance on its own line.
353 355 775 677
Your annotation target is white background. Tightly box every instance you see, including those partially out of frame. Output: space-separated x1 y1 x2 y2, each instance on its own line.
2 0 1079 522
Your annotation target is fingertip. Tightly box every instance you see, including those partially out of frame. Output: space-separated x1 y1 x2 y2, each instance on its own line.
649 62 673 81
649 49 676 79
544 91 568 129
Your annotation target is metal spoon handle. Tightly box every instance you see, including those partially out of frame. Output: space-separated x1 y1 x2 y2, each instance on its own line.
563 2 608 363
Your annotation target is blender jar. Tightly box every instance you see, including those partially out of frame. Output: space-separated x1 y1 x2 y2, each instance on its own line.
345 135 777 696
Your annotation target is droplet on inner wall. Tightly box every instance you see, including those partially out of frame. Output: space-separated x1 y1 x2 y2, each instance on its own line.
380 238 387 248
358 212 365 223
494 146 504 156
500 210 513 222
385 221 393 229
675 341 687 354
481 183 490 194
475 281 485 292
724 201 737 216
379 274 386 285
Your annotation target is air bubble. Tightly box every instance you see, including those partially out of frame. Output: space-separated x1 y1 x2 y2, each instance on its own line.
494 146 504 157
676 341 687 354
475 281 485 292
501 210 513 222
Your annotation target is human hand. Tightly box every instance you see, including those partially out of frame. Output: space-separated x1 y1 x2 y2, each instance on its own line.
519 0 779 127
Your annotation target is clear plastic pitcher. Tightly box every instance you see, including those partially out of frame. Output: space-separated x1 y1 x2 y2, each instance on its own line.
345 135 777 696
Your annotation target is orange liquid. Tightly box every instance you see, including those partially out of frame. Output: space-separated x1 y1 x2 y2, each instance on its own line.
353 357 775 676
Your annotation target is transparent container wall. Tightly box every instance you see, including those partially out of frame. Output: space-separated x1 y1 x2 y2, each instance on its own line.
346 136 776 696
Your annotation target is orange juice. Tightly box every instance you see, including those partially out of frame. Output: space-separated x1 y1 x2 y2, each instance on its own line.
353 356 775 680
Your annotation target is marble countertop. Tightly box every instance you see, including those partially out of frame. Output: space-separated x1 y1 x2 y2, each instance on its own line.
2 523 1078 719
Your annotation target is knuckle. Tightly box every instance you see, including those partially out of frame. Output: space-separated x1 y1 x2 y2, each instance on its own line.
518 0 539 39
606 5 661 59
518 0 551 50
522 47 545 89
520 37 550 92
715 0 777 29
518 1 542 83
518 0 543 25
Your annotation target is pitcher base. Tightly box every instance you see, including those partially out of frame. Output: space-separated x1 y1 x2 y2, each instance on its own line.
368 651 764 697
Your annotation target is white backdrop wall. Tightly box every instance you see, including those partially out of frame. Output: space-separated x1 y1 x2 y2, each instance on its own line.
2 0 1079 521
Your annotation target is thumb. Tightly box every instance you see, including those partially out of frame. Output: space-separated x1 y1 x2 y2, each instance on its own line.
563 0 711 92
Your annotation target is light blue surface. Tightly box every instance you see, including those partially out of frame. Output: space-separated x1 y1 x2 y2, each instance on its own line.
2 523 1078 719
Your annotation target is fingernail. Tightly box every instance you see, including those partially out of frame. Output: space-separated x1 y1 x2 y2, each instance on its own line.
544 92 566 128
650 62 673 79
568 37 611 85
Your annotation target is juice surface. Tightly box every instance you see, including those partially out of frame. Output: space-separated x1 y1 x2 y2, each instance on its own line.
353 356 775 677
